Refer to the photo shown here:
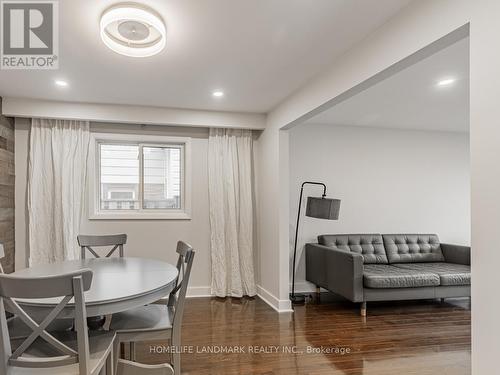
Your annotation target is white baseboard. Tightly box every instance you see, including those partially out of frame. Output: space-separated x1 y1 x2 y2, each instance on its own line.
186 286 213 298
184 285 294 313
256 285 293 313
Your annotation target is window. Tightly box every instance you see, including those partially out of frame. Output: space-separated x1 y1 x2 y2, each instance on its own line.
89 133 191 220
143 146 181 209
99 144 140 210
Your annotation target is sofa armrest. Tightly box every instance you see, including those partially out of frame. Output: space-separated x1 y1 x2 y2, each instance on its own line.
305 243 364 302
305 243 328 289
441 243 471 265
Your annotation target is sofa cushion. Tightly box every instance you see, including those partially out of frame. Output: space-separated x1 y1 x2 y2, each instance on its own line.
383 234 445 264
363 264 440 289
318 234 387 264
393 263 470 286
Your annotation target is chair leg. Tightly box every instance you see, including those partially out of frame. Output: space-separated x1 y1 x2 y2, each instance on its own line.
103 314 113 331
114 338 121 374
172 335 180 375
172 352 180 375
129 342 136 362
106 350 113 375
360 302 367 317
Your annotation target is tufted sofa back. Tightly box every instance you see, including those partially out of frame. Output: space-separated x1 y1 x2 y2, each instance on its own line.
382 234 445 263
318 234 388 264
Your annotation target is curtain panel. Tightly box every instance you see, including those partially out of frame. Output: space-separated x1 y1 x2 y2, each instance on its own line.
28 118 90 265
208 128 256 297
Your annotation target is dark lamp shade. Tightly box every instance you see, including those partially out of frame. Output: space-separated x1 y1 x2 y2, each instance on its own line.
305 197 341 220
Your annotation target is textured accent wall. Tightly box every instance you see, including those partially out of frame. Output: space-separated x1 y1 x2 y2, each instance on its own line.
0 98 15 273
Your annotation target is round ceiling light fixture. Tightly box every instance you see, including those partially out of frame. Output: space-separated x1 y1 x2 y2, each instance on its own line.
100 3 166 58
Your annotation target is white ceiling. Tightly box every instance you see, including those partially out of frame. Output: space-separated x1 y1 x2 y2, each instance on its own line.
0 0 411 113
304 37 469 132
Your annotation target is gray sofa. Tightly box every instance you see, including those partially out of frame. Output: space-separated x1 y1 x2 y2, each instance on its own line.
305 234 470 316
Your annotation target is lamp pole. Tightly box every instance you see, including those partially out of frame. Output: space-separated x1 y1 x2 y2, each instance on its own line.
290 181 327 304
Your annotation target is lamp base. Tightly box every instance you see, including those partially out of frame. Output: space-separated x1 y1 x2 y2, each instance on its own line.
289 293 306 305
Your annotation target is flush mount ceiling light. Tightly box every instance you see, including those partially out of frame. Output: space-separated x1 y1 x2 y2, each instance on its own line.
100 3 166 57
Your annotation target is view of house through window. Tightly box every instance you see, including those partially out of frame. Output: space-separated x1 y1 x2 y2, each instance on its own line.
99 143 182 211
143 146 181 209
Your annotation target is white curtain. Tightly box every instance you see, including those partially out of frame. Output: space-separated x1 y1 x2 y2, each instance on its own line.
28 118 90 265
208 128 256 297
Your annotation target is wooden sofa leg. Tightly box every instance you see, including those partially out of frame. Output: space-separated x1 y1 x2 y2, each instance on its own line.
360 302 367 317
315 286 320 295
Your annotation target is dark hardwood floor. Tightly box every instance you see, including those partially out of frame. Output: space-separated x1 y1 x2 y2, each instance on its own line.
135 294 471 374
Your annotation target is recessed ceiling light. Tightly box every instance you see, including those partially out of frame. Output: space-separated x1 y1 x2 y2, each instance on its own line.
212 90 224 97
55 80 68 87
437 78 456 87
100 3 166 58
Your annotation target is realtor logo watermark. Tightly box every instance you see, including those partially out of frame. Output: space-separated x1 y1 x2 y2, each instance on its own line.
1 0 58 69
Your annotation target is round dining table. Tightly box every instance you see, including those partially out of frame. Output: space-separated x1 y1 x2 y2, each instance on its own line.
10 257 179 319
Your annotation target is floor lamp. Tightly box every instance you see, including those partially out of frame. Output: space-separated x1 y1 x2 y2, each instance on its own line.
290 181 341 304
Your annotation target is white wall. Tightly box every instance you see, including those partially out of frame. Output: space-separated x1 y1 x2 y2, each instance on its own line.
15 119 213 296
469 2 500 372
289 124 470 289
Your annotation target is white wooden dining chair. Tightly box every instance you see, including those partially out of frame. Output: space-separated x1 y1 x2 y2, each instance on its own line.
77 234 127 259
0 269 116 375
109 241 195 375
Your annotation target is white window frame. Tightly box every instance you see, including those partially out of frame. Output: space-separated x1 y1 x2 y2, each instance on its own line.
88 132 192 220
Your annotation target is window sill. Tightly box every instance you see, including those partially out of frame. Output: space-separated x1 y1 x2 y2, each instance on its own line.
89 211 191 220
